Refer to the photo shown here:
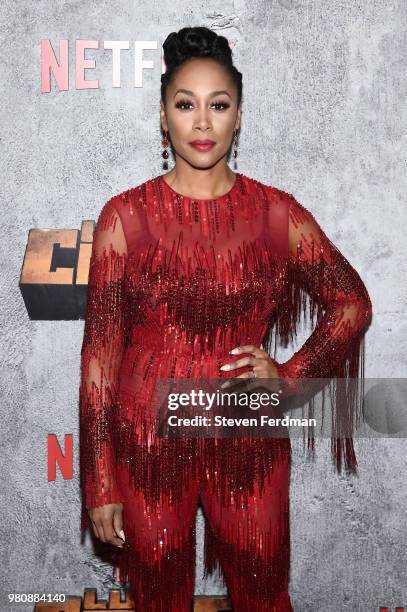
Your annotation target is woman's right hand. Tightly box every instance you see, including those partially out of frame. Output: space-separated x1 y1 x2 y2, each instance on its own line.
88 503 125 548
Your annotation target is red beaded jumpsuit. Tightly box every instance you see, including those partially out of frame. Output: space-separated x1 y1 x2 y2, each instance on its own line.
79 172 372 611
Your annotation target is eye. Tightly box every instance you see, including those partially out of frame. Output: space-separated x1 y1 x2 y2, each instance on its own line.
175 99 193 110
211 101 230 111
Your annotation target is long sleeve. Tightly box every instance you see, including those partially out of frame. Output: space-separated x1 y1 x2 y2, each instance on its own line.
274 192 373 473
79 198 128 514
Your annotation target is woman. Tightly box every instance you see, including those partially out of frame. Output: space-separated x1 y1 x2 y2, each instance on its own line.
79 26 372 612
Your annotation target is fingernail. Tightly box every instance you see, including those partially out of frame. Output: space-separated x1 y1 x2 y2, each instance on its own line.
119 530 125 541
230 348 239 354
220 365 229 371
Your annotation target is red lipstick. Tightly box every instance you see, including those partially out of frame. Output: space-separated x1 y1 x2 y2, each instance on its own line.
189 139 216 151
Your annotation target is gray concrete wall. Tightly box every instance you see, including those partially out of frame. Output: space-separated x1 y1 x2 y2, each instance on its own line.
0 1 406 611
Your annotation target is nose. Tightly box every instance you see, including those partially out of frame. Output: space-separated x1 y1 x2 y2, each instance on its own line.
193 106 212 131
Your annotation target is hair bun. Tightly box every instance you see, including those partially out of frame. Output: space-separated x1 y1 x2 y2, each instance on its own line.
163 27 233 70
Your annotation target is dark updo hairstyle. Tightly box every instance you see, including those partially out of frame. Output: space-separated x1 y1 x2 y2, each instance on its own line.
161 26 242 106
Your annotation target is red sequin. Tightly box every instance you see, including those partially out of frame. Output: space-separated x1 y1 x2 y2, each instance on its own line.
79 172 372 610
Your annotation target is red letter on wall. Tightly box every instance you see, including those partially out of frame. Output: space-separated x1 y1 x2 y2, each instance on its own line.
48 434 73 480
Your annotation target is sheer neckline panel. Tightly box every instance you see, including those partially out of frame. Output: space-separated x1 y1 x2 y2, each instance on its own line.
158 171 242 202
143 172 266 252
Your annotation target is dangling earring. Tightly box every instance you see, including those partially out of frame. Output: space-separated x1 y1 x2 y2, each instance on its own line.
161 129 170 170
232 128 239 170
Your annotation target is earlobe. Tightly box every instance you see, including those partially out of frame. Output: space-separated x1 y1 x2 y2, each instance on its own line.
159 105 167 127
160 113 168 133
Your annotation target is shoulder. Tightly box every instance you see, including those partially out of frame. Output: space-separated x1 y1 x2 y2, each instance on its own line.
95 176 159 250
95 175 158 232
242 175 315 225
242 175 320 241
241 174 302 209
102 175 157 215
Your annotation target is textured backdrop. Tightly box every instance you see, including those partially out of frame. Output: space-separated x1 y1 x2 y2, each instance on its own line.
1 1 406 611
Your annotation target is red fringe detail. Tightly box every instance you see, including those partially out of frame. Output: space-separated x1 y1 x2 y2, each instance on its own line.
111 521 196 611
79 176 372 609
263 194 372 474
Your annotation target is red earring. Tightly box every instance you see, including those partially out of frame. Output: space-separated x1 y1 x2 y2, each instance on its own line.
161 129 170 170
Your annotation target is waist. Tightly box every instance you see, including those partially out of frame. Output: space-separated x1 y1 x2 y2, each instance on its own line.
118 344 255 396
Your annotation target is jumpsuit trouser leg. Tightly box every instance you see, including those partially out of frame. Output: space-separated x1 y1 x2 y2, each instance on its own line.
114 436 293 612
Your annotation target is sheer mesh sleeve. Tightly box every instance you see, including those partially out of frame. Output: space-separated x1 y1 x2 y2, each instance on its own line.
278 194 372 378
274 193 373 472
79 198 127 512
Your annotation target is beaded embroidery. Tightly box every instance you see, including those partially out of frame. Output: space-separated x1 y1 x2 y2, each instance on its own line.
79 172 372 603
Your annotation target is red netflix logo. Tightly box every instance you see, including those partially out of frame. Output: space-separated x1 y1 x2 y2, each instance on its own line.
47 434 73 480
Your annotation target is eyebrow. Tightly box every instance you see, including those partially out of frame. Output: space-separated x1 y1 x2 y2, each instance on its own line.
173 88 232 100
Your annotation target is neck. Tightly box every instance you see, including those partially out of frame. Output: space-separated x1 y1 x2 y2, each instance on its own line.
162 161 237 200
